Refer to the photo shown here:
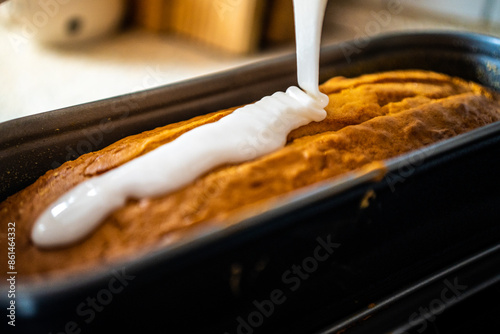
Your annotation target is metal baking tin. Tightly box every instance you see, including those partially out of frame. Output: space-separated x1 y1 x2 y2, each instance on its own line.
1 31 500 334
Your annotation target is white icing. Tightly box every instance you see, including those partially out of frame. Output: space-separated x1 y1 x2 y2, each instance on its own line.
32 87 328 247
293 0 329 104
32 1 329 247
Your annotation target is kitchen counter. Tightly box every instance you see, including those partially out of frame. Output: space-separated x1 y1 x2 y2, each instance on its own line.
0 0 498 124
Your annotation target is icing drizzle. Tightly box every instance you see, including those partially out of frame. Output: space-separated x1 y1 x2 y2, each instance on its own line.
32 0 329 247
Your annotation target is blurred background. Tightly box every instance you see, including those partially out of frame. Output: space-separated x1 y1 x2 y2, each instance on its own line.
0 0 499 123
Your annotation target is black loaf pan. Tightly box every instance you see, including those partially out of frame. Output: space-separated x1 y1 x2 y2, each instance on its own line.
1 31 500 334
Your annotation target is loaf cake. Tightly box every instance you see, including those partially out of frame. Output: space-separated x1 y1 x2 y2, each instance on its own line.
1 70 500 281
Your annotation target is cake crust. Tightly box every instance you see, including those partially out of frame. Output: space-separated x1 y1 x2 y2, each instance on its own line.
1 70 499 280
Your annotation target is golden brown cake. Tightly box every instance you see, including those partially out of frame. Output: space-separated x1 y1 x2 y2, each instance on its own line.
1 70 500 281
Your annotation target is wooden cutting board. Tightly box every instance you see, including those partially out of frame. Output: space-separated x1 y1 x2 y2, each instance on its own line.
133 0 294 54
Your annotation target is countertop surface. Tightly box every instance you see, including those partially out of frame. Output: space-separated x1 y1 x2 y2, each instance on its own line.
1 0 499 124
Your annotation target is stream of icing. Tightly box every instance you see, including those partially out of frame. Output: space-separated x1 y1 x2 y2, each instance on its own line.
294 0 329 103
32 0 330 247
